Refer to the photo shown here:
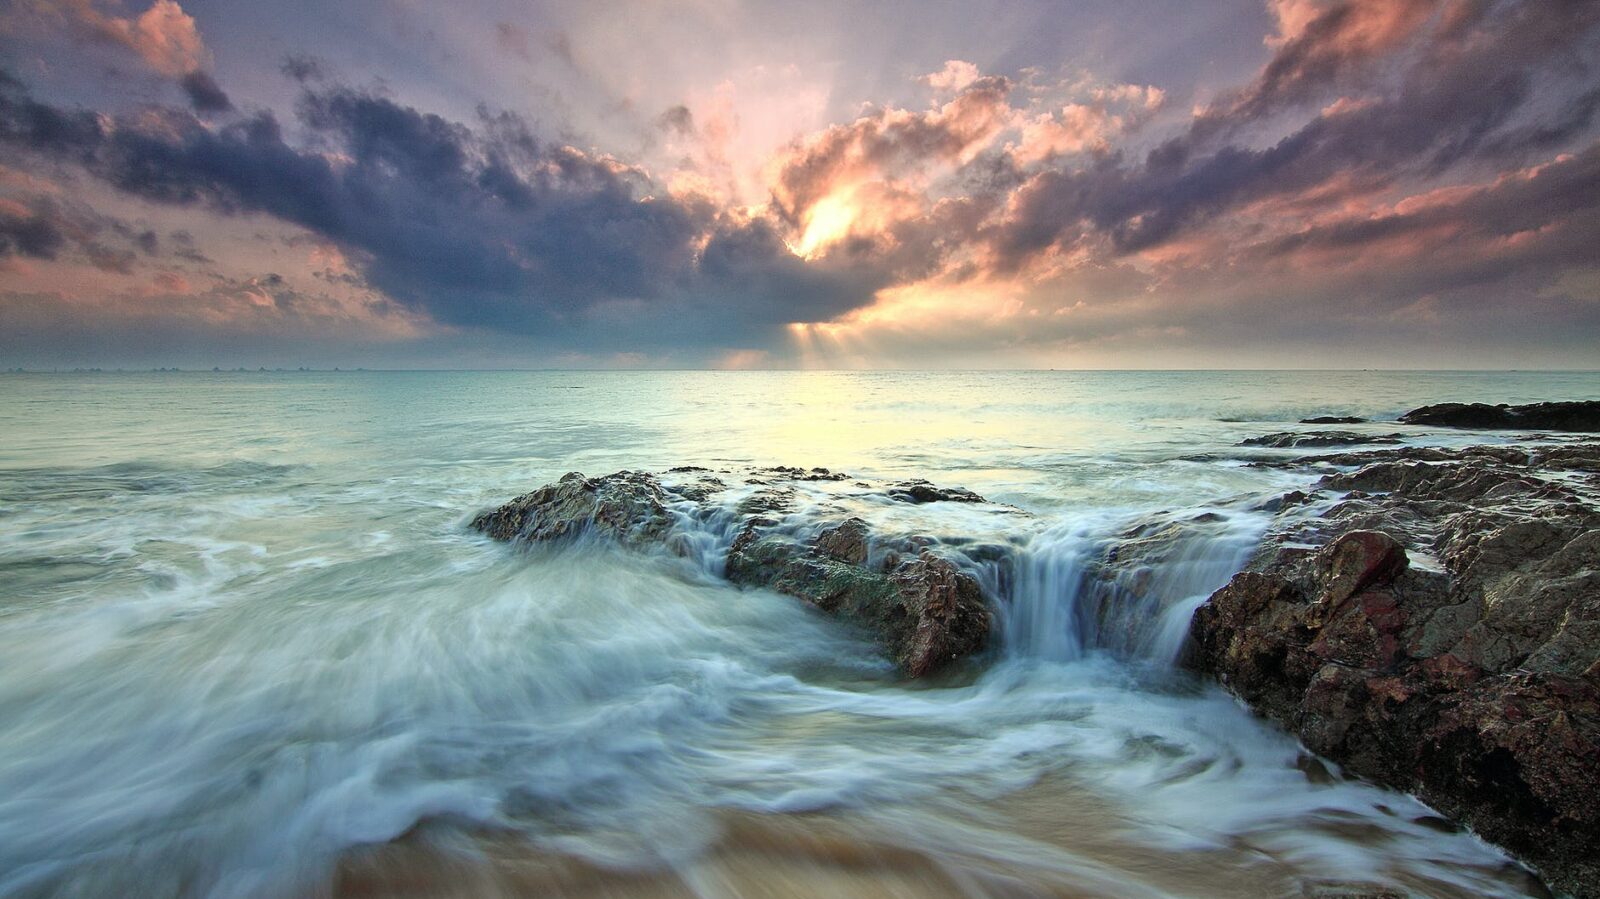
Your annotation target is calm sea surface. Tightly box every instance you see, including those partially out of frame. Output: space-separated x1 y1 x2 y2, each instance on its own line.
1 370 1595 897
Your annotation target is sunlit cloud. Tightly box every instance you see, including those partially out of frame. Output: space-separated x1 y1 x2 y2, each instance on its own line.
0 0 1597 368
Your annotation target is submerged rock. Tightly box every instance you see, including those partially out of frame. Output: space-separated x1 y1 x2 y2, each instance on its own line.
887 479 986 504
754 465 851 482
1240 431 1404 448
1189 441 1600 895
1398 400 1600 432
1301 416 1368 425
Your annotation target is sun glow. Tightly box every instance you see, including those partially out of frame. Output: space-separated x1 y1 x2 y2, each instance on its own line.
795 193 858 258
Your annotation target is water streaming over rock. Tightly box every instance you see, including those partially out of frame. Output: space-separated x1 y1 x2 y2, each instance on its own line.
987 508 1268 665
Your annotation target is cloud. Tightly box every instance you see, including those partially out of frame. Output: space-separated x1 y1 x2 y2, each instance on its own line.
179 71 231 113
986 0 1600 265
2 0 1598 367
0 192 165 275
29 0 210 77
280 54 327 83
494 22 533 62
769 72 1014 260
655 104 694 135
1009 85 1165 164
922 60 982 94
1207 0 1438 127
0 200 65 260
0 72 881 348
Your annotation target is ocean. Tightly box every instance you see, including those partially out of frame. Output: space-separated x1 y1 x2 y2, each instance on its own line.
1 369 1594 898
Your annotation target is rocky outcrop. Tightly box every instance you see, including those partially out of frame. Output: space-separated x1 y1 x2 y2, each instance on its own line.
1301 416 1368 424
726 516 990 676
469 471 672 546
1399 400 1600 432
1240 431 1404 448
472 470 994 676
1189 442 1600 895
887 479 985 504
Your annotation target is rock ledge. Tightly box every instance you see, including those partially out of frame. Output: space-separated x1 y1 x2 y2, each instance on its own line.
1189 441 1600 895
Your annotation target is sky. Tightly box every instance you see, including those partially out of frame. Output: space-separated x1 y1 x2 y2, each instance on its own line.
0 0 1597 370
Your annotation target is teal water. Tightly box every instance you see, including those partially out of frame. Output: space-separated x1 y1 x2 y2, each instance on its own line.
0 370 1594 897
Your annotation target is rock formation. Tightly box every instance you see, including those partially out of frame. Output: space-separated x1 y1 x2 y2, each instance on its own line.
472 469 994 677
1240 431 1404 448
1398 400 1600 432
1189 442 1600 895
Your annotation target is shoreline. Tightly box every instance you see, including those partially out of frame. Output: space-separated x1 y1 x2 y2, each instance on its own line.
332 779 1542 899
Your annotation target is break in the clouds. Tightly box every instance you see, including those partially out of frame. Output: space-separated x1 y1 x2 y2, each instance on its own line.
0 0 1597 368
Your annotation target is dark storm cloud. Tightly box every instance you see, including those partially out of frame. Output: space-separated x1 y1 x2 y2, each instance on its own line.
0 191 162 272
694 218 888 325
988 0 1600 265
179 71 232 113
0 208 65 259
0 73 881 342
279 54 326 83
0 71 104 163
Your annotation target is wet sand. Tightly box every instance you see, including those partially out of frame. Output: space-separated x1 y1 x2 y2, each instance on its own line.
331 778 1547 899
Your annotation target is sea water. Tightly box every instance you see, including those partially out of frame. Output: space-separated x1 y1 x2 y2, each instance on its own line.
1 370 1594 898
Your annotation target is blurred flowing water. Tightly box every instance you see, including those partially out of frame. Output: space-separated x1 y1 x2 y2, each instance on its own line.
0 370 1594 898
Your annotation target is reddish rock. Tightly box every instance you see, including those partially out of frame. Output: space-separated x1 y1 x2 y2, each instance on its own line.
1315 530 1408 606
814 518 870 565
1188 441 1600 896
889 552 992 677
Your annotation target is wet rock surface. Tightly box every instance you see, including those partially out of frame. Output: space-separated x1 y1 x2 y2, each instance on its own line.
1188 440 1600 895
1240 431 1405 448
1398 400 1600 432
1301 416 1368 425
469 471 673 547
887 479 987 504
725 520 991 677
473 468 995 676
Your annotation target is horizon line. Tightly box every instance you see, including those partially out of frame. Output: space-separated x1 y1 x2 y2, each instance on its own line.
6 367 1600 375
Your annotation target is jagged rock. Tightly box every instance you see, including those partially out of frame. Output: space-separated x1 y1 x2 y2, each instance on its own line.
671 476 725 503
814 517 870 565
1240 431 1403 448
1399 401 1600 432
1315 531 1408 607
726 521 991 676
756 465 851 481
735 486 796 516
476 472 993 677
1189 442 1600 895
1301 416 1368 425
1253 489 1311 513
888 479 985 504
888 552 993 677
470 471 671 546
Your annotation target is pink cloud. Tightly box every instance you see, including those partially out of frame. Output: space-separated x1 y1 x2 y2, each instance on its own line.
21 0 209 76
